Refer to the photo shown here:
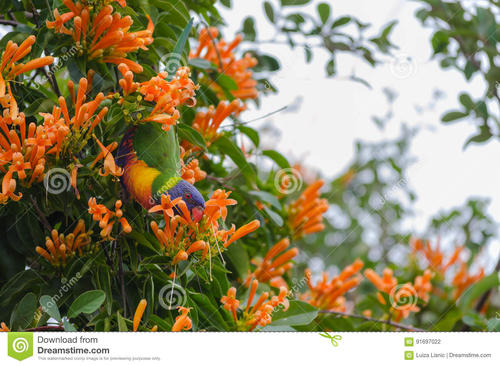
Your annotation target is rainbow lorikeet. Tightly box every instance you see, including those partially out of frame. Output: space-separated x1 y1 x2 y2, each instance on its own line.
116 122 205 222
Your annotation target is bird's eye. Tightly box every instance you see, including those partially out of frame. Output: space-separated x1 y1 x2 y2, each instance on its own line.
185 193 192 200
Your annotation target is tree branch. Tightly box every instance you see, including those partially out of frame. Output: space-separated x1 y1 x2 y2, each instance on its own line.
206 175 235 191
0 18 18 26
25 325 64 332
319 310 425 332
30 195 52 232
118 243 128 318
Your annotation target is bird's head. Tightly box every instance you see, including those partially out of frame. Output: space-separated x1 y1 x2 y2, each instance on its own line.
164 179 205 222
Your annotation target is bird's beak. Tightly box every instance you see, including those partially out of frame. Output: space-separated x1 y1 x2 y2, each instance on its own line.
192 206 204 223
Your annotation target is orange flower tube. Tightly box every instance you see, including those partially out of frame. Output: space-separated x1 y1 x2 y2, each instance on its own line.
133 299 147 332
223 219 260 248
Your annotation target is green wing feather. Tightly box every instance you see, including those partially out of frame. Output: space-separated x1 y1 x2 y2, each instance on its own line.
132 123 181 193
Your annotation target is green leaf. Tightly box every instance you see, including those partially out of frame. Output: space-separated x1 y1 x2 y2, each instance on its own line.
151 0 190 28
63 318 77 332
40 295 62 322
331 16 351 28
263 206 284 226
216 73 238 91
464 60 475 80
225 243 250 279
178 123 207 150
431 30 449 54
262 325 295 331
464 125 492 147
459 93 475 110
166 17 193 79
67 290 106 318
262 150 290 169
281 0 312 6
214 136 256 183
326 59 335 76
320 315 355 331
127 230 161 253
462 311 486 329
0 269 41 309
474 101 488 120
97 266 113 316
263 2 275 23
271 300 318 326
487 318 500 331
254 54 281 72
117 311 128 332
248 190 281 210
190 292 228 330
237 125 260 147
242 17 256 41
10 292 37 331
442 111 468 123
188 58 215 70
149 314 172 331
458 273 500 312
432 308 462 331
317 3 331 24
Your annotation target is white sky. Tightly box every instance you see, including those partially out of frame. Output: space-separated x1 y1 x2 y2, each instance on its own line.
220 0 500 267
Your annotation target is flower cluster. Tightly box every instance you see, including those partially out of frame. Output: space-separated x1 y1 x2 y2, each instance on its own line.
36 77 108 159
411 238 462 274
288 179 328 239
0 38 56 204
35 220 93 267
190 100 242 146
149 190 260 267
0 322 9 331
0 113 45 203
411 238 483 300
92 135 123 177
301 259 364 312
244 238 298 289
452 262 484 300
117 64 198 131
180 148 206 184
88 198 132 240
46 1 153 73
191 27 257 108
172 306 192 332
414 269 433 303
0 36 54 119
364 267 432 322
221 280 289 331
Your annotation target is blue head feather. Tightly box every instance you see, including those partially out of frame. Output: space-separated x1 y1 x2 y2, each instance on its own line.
160 179 205 216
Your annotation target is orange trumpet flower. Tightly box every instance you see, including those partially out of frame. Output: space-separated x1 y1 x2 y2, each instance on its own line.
172 306 192 332
133 299 147 332
191 27 257 109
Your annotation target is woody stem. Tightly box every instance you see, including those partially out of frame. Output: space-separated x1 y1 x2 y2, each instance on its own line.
318 310 425 332
118 241 128 318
